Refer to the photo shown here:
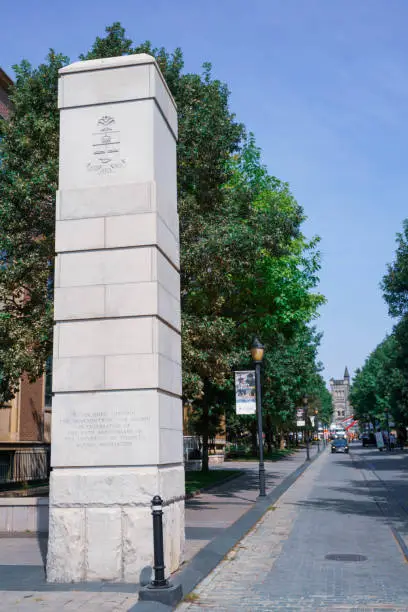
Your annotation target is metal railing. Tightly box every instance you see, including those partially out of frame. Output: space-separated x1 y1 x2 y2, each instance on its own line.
0 449 50 485
183 436 202 462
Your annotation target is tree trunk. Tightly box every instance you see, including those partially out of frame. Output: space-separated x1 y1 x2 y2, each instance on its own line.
201 403 210 472
265 414 273 453
279 431 285 450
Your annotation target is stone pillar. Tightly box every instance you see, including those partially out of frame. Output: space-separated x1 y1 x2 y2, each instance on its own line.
47 55 184 583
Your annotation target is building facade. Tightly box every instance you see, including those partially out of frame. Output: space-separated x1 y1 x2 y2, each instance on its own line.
0 68 12 120
330 367 352 424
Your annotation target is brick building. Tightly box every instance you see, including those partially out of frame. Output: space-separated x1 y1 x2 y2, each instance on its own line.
0 68 12 120
0 67 49 483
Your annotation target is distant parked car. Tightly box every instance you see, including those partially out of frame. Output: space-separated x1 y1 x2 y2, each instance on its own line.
361 433 376 447
331 438 349 454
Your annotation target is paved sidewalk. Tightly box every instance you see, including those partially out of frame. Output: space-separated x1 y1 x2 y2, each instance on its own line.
179 445 408 611
0 447 316 610
184 446 317 562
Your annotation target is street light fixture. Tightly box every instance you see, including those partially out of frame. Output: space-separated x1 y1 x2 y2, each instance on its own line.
303 394 310 461
251 337 266 497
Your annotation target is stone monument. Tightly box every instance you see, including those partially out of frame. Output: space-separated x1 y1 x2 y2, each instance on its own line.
47 54 184 583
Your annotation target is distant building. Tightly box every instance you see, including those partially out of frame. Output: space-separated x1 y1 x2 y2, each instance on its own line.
330 367 352 424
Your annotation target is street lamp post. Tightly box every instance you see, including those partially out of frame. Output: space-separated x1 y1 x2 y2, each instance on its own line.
303 394 310 461
251 337 266 497
315 409 320 453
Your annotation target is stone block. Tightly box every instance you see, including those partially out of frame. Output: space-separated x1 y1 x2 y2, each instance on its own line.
105 212 179 267
157 215 179 268
158 466 185 502
159 428 184 464
86 508 122 581
52 356 105 392
56 182 153 221
154 250 180 299
54 285 105 320
50 390 159 467
105 212 155 248
159 393 183 431
56 281 181 328
150 62 177 140
105 351 181 395
158 283 181 331
60 63 150 109
49 465 184 505
58 317 154 358
105 282 157 318
55 217 104 252
163 500 185 573
104 354 157 390
59 101 155 191
122 506 153 583
158 354 183 396
57 247 153 288
46 507 86 582
153 104 178 236
156 320 181 364
59 55 177 138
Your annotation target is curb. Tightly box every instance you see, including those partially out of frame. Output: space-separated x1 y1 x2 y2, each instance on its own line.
130 447 325 610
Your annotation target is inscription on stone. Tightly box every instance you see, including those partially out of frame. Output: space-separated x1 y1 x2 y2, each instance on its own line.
87 115 126 175
61 407 150 449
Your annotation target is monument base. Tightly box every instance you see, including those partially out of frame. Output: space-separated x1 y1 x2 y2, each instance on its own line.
46 466 185 583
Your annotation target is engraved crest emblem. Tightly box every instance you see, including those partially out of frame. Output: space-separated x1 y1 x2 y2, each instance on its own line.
87 115 126 175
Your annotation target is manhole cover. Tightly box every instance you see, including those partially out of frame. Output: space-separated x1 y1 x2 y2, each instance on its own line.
325 553 367 562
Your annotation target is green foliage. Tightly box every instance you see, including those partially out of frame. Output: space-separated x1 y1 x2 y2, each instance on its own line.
0 23 328 461
350 334 401 428
352 217 408 431
382 219 408 318
0 50 68 396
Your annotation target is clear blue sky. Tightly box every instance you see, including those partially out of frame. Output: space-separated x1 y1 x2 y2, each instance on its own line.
1 0 405 382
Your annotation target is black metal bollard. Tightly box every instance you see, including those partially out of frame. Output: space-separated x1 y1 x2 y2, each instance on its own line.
151 495 167 587
138 495 183 606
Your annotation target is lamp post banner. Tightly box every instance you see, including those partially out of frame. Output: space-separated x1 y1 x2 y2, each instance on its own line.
235 370 256 415
296 408 305 427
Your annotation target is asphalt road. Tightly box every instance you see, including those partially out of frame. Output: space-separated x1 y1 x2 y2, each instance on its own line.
181 444 408 611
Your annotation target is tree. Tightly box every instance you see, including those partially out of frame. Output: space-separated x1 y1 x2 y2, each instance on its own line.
382 219 408 318
0 24 327 472
351 217 408 440
0 51 67 397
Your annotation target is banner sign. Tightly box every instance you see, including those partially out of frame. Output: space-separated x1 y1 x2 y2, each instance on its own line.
235 370 256 415
296 408 305 427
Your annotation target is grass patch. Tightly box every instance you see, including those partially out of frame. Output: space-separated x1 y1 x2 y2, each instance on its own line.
225 448 296 462
185 469 242 495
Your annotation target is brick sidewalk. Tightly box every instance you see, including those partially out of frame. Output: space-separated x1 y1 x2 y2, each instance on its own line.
184 446 316 562
179 446 408 611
